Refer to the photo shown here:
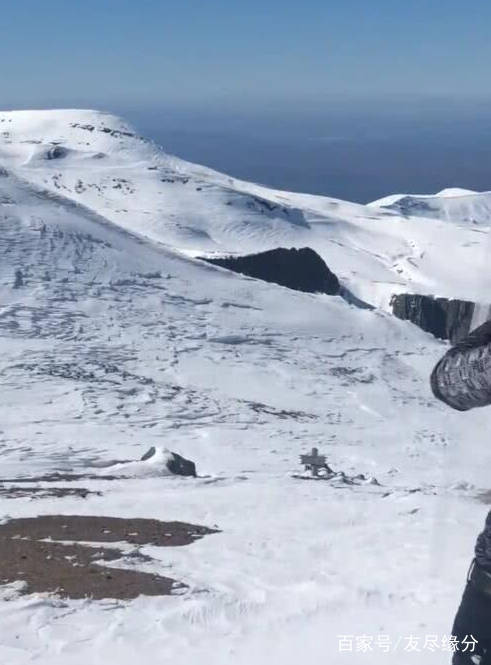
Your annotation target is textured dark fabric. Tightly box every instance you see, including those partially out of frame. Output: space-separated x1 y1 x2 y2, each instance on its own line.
431 321 491 662
476 513 491 574
431 322 491 567
431 320 491 411
452 649 490 664
452 581 491 663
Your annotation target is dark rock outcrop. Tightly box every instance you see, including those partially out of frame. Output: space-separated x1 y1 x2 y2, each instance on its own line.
141 447 197 477
201 247 340 295
339 285 374 310
46 146 68 160
166 452 197 477
391 293 475 343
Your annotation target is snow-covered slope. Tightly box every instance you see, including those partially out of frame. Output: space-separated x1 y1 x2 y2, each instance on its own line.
1 109 491 665
371 186 491 226
2 109 490 309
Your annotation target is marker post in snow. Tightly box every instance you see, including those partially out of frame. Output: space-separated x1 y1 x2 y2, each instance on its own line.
300 447 326 477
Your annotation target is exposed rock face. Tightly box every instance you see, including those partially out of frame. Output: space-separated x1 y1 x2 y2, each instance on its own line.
46 145 68 160
202 247 340 295
165 452 197 477
141 447 197 477
391 293 475 343
338 285 374 310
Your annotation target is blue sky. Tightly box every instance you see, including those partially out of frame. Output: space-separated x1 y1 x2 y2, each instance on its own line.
2 0 491 109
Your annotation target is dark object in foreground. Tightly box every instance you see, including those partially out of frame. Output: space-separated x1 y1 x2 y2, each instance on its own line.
391 293 475 343
201 247 340 295
0 515 218 600
451 576 491 663
431 319 491 411
431 320 491 662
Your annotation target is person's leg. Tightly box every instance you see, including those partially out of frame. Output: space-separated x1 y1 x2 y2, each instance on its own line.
452 654 477 665
480 643 491 664
452 582 491 663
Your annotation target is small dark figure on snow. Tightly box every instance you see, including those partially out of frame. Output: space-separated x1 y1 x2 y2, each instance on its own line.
432 320 491 663
13 269 23 289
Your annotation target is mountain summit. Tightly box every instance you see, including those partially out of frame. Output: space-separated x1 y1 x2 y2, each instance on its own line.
1 108 488 310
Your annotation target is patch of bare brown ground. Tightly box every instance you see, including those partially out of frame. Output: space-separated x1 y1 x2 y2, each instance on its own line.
0 473 117 482
0 487 102 499
0 515 219 600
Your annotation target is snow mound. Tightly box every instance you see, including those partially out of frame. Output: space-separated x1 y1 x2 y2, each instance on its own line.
97 446 176 478
94 447 197 478
371 188 478 207
369 188 491 225
435 187 478 197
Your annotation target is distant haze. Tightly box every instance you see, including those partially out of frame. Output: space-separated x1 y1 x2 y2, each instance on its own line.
2 0 491 202
127 99 491 203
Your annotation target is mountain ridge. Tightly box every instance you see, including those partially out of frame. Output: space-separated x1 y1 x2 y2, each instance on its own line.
1 108 490 311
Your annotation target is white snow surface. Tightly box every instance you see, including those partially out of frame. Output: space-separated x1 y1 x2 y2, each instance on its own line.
96 446 175 478
370 187 491 231
0 109 490 664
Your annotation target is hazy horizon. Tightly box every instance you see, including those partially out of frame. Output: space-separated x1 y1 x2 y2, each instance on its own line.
3 0 491 203
2 96 490 203
122 98 491 203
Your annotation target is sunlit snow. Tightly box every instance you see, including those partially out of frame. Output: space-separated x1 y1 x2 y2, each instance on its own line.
0 109 489 664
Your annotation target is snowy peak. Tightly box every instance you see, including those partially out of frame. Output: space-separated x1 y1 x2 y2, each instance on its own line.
370 187 491 225
1 108 491 310
0 109 317 256
0 108 163 170
0 108 138 146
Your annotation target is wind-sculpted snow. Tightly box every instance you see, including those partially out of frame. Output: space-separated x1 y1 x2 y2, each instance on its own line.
1 109 491 664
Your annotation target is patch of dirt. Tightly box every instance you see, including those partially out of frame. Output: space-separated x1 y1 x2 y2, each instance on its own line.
0 515 219 600
247 401 317 421
0 486 102 499
0 473 118 483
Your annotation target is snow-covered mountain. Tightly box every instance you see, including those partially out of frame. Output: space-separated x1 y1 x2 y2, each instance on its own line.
2 109 490 308
1 109 491 665
371 187 491 226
